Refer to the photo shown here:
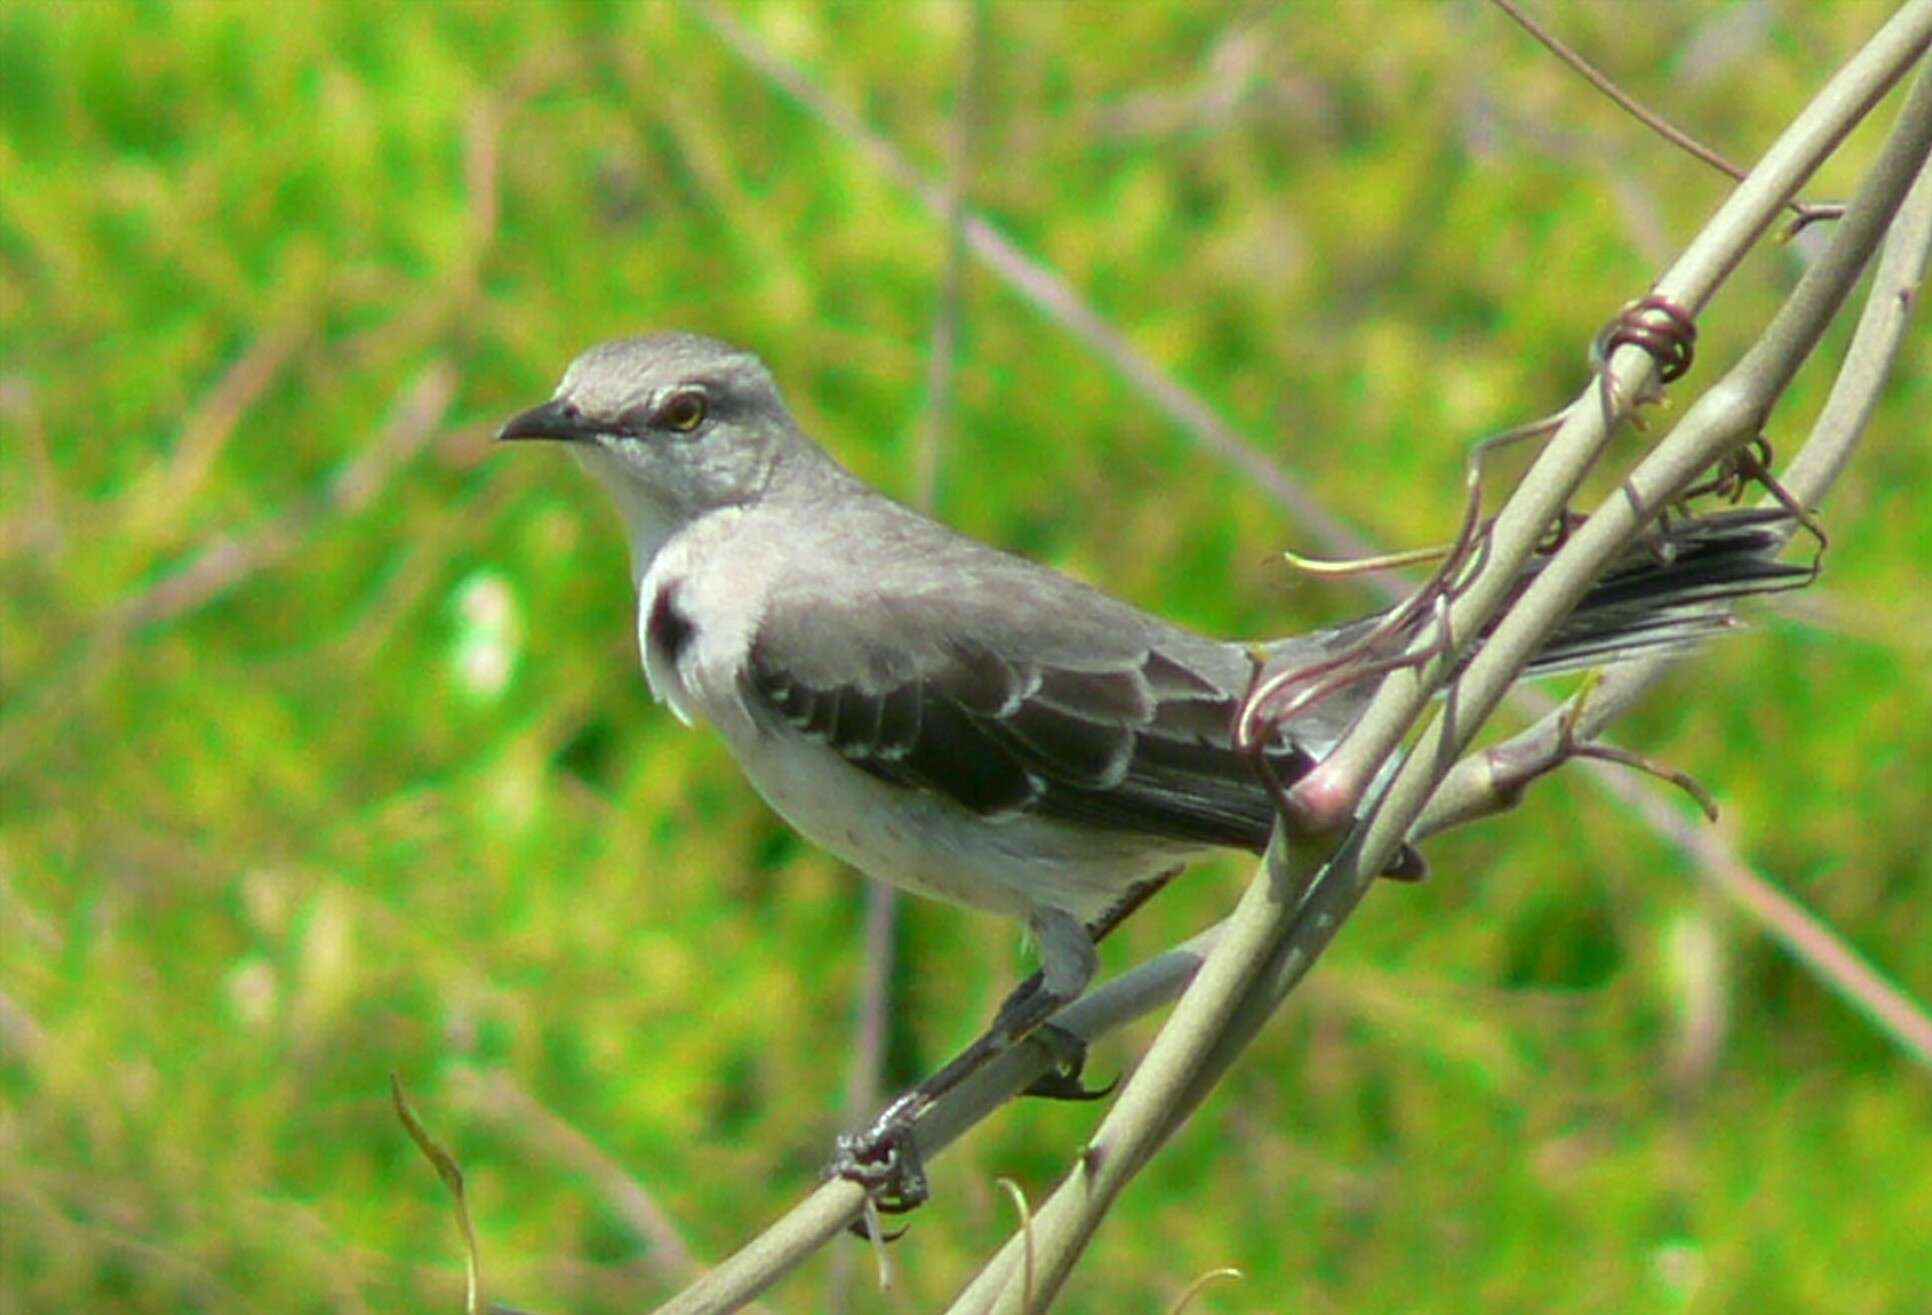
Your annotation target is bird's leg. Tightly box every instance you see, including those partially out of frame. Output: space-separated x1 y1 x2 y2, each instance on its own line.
833 910 1093 1216
832 874 1178 1218
1015 870 1178 1101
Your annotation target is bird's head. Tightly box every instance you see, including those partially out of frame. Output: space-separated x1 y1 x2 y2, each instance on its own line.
498 332 815 575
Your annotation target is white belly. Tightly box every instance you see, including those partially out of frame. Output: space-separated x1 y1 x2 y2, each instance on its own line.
723 713 1201 924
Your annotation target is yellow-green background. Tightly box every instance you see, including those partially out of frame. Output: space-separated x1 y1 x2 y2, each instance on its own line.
3 3 1927 1312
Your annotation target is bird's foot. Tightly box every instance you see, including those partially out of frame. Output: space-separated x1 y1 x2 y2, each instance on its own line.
832 1091 930 1228
1020 1022 1116 1102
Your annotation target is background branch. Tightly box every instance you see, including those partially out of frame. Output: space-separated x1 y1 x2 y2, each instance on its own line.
680 0 1931 1084
963 28 1932 1315
8 7 1926 1313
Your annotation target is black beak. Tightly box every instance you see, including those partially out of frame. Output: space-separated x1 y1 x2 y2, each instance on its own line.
496 398 605 443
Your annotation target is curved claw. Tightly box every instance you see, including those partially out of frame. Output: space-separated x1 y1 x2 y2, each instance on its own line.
1017 1022 1116 1102
1023 1067 1118 1102
845 1217 910 1243
1379 841 1429 882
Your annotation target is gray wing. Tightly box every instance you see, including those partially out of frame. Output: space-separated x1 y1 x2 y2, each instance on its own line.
739 579 1312 855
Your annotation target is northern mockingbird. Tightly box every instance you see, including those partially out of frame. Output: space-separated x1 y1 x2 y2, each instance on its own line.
499 331 1806 1208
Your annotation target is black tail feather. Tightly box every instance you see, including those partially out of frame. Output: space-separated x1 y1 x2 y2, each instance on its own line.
1524 508 1814 677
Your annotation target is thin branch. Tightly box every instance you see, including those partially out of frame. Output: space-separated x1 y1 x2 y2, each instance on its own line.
837 882 899 1134
1313 2 1932 833
0 984 46 1068
650 927 1222 1315
912 0 981 515
1611 767 1932 1066
121 360 457 632
963 842 1329 1315
129 322 307 535
1780 146 1932 504
684 0 1925 1092
449 1068 725 1296
827 879 897 1313
1415 147 1932 1064
0 375 66 558
1358 41 1932 876
1488 0 1827 222
640 8 1932 1310
1414 683 1932 1075
950 851 1371 1314
963 33 1932 1315
677 0 1385 573
677 0 1917 1057
0 361 456 775
392 1075 485 1315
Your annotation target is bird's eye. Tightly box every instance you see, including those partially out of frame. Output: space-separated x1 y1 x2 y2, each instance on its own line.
656 390 708 433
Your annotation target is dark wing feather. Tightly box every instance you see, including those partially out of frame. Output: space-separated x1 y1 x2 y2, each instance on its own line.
741 616 1308 854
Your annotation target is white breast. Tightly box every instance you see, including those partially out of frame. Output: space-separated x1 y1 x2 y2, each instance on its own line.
634 508 761 725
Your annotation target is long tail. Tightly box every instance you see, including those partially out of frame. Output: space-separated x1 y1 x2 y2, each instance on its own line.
1521 507 1814 677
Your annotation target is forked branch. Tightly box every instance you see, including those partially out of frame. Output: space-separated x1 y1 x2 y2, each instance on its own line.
640 11 1932 1314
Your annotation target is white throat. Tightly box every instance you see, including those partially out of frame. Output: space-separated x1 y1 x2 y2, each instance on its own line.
571 445 682 590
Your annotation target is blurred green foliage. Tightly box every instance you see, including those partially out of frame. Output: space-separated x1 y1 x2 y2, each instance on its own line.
2 3 1928 1312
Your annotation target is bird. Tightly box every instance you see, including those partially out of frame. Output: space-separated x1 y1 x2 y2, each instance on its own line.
498 330 1807 1207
